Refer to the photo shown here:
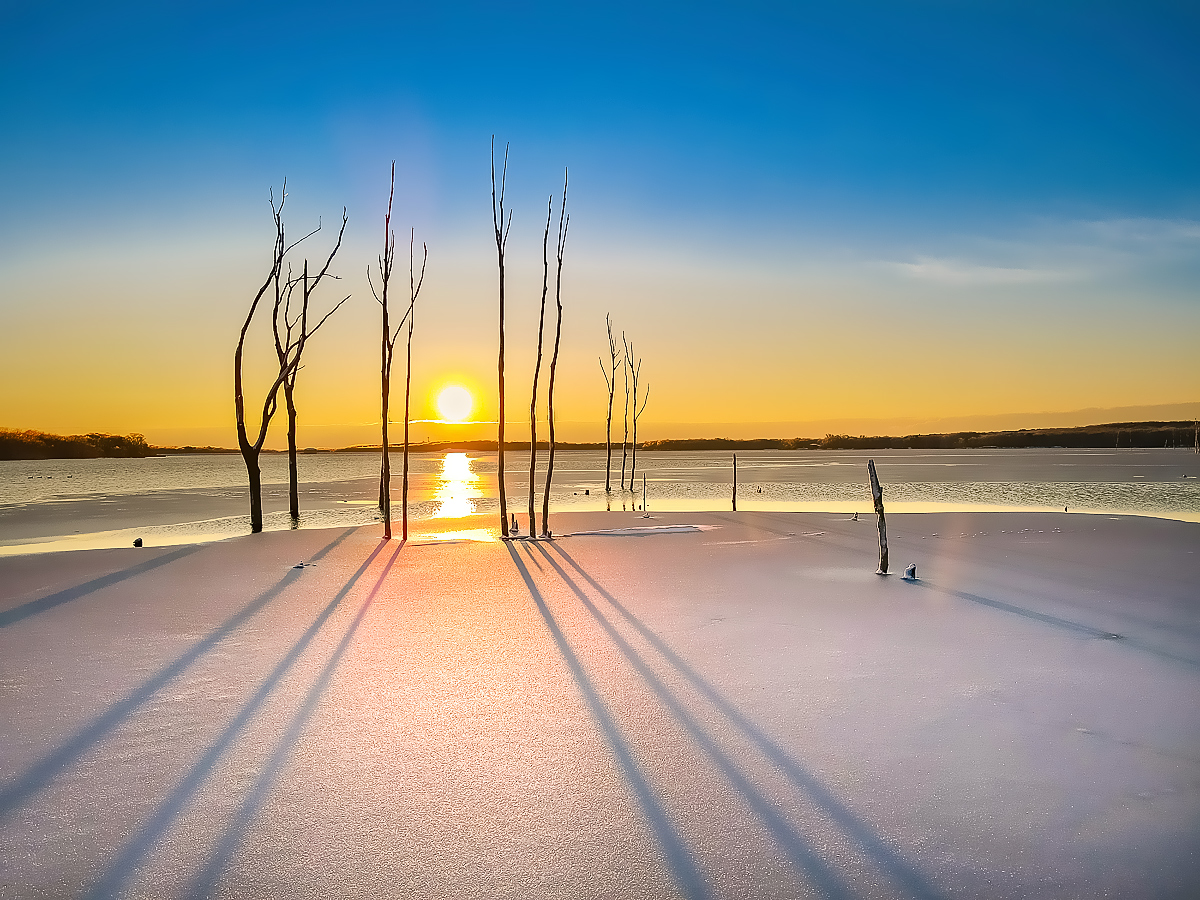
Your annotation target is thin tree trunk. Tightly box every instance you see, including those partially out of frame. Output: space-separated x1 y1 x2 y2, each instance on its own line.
402 322 411 541
493 139 511 538
529 197 552 537
542 170 568 537
603 375 614 492
732 453 737 511
402 233 422 542
378 165 396 541
286 380 299 519
381 367 391 538
620 333 630 490
601 314 617 494
628 345 642 489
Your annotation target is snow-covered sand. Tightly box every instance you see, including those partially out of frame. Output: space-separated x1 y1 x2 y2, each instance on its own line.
1 510 1197 899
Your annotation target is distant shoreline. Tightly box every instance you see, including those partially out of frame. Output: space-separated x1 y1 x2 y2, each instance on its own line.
3 421 1198 460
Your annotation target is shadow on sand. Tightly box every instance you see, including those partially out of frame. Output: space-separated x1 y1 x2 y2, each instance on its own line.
506 543 711 900
534 541 944 900
0 528 355 819
183 540 405 898
0 545 204 628
83 536 397 899
910 580 1199 671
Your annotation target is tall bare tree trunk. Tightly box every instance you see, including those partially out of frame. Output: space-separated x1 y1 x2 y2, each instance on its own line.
542 170 568 537
285 379 299 519
620 332 630 490
402 291 413 542
628 345 647 489
401 231 427 543
528 197 553 536
375 165 397 539
599 314 618 493
492 138 512 538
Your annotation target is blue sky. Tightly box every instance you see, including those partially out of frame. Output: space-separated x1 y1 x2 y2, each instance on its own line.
2 1 1198 442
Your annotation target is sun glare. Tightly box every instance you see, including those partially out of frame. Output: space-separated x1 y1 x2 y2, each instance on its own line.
436 385 474 423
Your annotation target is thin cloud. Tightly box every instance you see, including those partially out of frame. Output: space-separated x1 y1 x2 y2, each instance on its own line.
889 217 1200 287
895 257 1073 285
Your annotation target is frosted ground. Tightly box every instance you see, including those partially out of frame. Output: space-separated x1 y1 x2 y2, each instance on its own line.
1 509 1197 898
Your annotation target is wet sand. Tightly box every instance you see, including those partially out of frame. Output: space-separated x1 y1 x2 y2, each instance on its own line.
1 510 1197 899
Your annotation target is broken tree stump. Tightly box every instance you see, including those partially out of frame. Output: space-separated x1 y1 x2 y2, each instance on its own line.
868 459 889 574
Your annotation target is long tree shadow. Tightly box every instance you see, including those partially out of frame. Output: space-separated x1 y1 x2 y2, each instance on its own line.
909 581 1200 671
184 541 404 899
0 528 355 819
83 537 392 900
531 543 853 900
546 543 943 900
0 545 204 628
506 543 711 900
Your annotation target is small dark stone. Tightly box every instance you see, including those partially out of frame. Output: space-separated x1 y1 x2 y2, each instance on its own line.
133 538 143 548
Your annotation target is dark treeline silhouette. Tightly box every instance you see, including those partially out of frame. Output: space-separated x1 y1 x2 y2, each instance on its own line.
641 438 821 451
0 430 151 460
12 420 1195 461
819 421 1200 450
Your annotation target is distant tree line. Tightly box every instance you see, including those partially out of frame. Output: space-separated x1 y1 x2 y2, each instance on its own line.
0 429 151 460
9 420 1195 462
818 421 1200 450
641 438 820 451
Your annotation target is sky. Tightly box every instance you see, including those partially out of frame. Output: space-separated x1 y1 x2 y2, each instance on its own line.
1 0 1198 447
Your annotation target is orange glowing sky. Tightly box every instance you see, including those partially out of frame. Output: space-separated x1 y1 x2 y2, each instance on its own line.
1 4 1198 447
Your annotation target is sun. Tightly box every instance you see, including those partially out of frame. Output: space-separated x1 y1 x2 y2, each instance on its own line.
436 385 474 423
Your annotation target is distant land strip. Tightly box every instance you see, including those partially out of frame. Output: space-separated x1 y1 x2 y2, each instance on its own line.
3 422 1198 460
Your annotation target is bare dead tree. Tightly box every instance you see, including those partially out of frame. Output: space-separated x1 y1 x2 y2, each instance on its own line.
527 195 553 536
599 314 619 493
492 137 513 538
274 209 350 520
620 332 630 490
367 162 410 540
401 230 427 542
628 347 649 489
235 183 328 533
541 170 569 537
235 185 289 534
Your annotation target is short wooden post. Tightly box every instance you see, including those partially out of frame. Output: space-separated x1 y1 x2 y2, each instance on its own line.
732 453 737 511
642 473 647 511
868 459 888 574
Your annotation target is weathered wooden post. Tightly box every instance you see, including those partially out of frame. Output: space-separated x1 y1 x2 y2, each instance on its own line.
732 453 737 511
868 459 888 574
642 473 647 512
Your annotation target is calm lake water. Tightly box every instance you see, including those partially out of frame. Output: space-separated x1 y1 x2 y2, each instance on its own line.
2 448 1198 554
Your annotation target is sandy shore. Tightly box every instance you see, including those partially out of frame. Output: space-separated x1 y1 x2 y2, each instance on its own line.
1 510 1197 899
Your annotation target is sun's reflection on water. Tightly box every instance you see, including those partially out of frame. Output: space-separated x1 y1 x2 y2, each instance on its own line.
434 453 482 518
